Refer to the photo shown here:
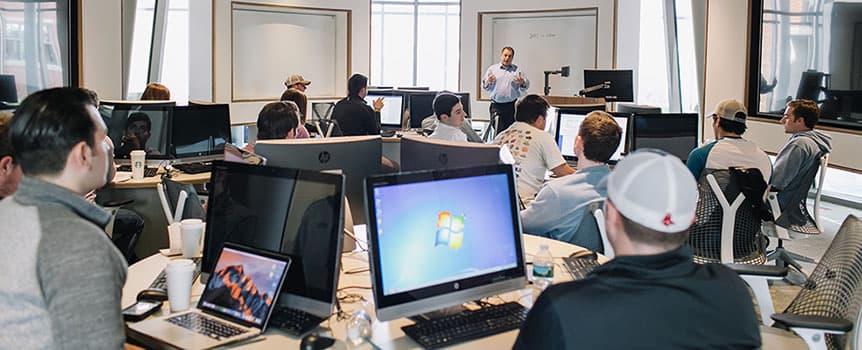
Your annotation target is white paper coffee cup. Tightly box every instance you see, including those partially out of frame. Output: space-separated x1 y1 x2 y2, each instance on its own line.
130 150 146 179
181 219 204 258
166 259 195 312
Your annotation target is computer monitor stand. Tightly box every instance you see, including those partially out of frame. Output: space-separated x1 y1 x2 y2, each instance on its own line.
409 305 469 322
342 196 356 253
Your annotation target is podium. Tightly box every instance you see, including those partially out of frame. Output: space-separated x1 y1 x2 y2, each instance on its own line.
545 96 606 109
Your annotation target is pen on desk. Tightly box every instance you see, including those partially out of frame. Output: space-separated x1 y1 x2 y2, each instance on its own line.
174 190 188 223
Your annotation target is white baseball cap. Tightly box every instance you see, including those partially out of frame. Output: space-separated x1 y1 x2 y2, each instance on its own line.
607 149 698 233
711 98 747 123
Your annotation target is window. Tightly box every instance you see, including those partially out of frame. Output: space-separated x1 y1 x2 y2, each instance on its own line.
371 0 460 91
0 1 72 102
158 0 189 103
126 0 156 99
125 0 190 102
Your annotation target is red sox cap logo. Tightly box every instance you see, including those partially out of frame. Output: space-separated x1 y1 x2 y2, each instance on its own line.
663 213 674 227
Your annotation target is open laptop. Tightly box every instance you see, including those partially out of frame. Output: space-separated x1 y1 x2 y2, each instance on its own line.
130 243 290 349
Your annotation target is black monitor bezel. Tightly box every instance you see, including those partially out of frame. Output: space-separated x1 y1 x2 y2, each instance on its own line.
555 109 631 164
99 100 176 160
170 104 232 158
364 90 406 128
364 164 526 311
629 113 700 162
202 160 346 309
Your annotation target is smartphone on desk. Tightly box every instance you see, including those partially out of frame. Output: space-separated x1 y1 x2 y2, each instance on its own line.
122 300 163 322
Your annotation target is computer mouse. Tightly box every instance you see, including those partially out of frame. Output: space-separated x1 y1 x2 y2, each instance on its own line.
300 333 335 350
136 288 168 302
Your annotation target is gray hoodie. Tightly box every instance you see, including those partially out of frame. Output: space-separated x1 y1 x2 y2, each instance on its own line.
771 129 832 208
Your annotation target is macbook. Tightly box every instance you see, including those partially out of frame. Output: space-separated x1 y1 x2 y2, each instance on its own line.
130 243 290 349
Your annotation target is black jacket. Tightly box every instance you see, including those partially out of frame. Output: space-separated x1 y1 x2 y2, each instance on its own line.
513 245 761 349
331 96 380 136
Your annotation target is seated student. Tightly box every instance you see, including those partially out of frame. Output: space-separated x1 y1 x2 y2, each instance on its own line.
141 82 170 100
332 73 383 136
421 92 483 143
520 111 620 249
493 94 574 201
245 101 300 153
771 99 832 210
687 98 771 182
0 112 22 198
428 93 469 142
514 150 761 349
279 88 311 139
0 87 128 348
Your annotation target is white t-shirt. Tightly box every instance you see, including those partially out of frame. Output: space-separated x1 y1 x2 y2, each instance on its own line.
428 122 468 142
494 122 566 199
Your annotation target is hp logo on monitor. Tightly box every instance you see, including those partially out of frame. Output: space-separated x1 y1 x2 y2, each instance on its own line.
318 151 331 164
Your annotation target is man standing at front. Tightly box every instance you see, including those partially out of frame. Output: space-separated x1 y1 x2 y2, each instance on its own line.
514 150 761 349
0 87 128 348
483 46 529 133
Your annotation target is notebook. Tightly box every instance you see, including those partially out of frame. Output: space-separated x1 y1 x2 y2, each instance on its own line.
130 243 290 349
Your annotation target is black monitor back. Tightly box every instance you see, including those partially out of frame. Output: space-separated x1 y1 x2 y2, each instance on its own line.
630 113 699 162
407 92 437 128
253 135 382 225
0 74 17 103
400 136 501 172
583 69 634 102
170 104 232 159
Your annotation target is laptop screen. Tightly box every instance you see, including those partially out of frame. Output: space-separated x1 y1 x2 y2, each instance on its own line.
198 245 289 328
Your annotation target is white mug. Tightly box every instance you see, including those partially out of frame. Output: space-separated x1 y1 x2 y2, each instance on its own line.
165 259 195 312
180 219 204 258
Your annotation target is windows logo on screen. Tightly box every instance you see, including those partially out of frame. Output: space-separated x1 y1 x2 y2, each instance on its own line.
435 211 465 250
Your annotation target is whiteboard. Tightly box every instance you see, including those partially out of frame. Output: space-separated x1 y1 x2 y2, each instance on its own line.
479 9 598 100
231 4 350 101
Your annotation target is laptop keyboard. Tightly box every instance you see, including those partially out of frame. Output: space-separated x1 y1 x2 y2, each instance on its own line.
269 305 325 336
149 257 202 290
172 162 212 174
166 312 248 340
116 165 158 177
562 252 600 280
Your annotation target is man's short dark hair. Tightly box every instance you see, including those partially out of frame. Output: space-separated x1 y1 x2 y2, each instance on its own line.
718 118 747 135
579 111 622 163
619 209 689 249
280 88 308 124
347 74 368 98
433 93 461 120
10 87 99 176
257 101 300 140
0 112 12 159
515 95 550 124
787 99 820 129
502 46 514 55
126 112 151 131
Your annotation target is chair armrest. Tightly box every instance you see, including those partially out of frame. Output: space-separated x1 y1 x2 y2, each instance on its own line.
771 313 854 332
725 263 788 277
103 199 134 207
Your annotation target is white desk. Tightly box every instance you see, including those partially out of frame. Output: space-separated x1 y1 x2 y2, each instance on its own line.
123 233 601 349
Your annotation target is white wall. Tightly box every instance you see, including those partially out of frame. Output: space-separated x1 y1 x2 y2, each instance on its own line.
213 0 369 124
460 0 616 120
704 0 862 171
81 0 123 100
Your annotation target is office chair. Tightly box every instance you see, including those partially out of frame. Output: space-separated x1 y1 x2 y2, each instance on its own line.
796 71 831 104
766 153 830 284
732 215 861 350
688 168 770 264
103 200 144 263
566 199 607 254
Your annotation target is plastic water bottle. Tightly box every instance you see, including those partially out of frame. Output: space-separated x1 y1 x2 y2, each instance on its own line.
532 244 554 290
346 301 373 348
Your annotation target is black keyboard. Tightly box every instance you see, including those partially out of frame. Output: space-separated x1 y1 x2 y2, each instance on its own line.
166 312 248 340
401 302 527 349
269 305 325 336
149 257 202 291
563 252 599 280
116 165 158 177
172 162 212 174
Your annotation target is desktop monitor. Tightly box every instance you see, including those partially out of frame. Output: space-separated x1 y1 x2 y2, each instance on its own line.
406 92 437 128
630 113 699 162
400 136 502 172
364 164 527 321
455 92 471 118
98 100 175 160
617 103 661 115
170 104 232 159
555 111 629 163
583 69 634 102
0 74 17 103
254 135 382 225
203 160 345 317
365 92 404 129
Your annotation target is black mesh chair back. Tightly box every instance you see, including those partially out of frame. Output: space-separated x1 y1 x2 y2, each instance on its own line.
775 152 826 235
689 168 768 264
781 215 862 349
161 176 205 220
